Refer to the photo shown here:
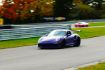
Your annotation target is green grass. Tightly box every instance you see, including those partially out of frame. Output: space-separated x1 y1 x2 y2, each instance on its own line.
72 21 105 39
78 62 105 70
73 27 105 39
89 22 105 26
0 37 39 49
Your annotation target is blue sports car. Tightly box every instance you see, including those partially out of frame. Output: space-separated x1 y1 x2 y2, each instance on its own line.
38 29 81 49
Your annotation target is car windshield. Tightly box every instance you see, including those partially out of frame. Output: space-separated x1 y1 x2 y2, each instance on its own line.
48 30 66 37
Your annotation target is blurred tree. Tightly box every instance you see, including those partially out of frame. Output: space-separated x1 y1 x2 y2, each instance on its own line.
73 0 83 5
0 0 55 23
0 0 39 23
70 4 96 19
54 0 73 20
83 0 104 9
94 0 103 9
40 0 54 16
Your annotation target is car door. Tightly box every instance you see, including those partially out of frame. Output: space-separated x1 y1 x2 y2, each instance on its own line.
65 31 75 46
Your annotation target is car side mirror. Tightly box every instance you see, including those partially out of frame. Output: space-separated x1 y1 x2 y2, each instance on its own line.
66 34 71 37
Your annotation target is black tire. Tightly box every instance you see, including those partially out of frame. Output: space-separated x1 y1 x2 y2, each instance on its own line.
38 45 44 49
58 40 65 48
74 37 81 47
38 46 43 49
61 40 65 48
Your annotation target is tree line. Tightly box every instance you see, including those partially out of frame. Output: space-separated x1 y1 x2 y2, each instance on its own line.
0 0 105 24
69 0 105 19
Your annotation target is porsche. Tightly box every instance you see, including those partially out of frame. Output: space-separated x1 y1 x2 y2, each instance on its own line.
38 29 81 49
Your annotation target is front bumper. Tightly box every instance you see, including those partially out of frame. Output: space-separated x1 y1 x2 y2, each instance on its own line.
38 43 60 49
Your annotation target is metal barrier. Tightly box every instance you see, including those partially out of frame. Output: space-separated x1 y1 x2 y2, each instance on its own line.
0 22 70 40
0 19 105 41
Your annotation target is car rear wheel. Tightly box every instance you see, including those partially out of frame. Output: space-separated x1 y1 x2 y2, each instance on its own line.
74 37 80 47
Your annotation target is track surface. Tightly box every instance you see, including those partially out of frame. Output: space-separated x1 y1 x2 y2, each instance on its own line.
0 36 105 70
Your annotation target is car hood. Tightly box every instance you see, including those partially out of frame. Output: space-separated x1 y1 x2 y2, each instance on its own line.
38 36 64 44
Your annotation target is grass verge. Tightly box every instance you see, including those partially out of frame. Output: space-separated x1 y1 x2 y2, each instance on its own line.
89 22 105 26
73 27 105 39
78 62 105 70
0 37 39 49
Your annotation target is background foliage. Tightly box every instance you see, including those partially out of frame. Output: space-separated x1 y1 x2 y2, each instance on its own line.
0 0 105 24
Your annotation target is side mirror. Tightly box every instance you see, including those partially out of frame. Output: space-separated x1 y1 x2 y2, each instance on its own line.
66 34 71 37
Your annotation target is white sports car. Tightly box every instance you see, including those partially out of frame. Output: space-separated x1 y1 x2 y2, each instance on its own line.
75 22 89 27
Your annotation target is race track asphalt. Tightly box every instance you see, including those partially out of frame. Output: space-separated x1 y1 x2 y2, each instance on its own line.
0 36 105 70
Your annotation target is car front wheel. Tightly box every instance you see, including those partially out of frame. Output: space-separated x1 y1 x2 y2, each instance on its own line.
58 40 65 48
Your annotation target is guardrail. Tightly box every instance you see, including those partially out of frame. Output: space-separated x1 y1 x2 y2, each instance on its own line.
0 19 105 41
0 23 70 40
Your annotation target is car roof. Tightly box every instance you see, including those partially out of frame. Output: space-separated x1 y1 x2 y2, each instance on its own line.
52 29 72 32
77 22 88 24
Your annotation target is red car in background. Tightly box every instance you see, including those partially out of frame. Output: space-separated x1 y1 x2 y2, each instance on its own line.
74 22 89 27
